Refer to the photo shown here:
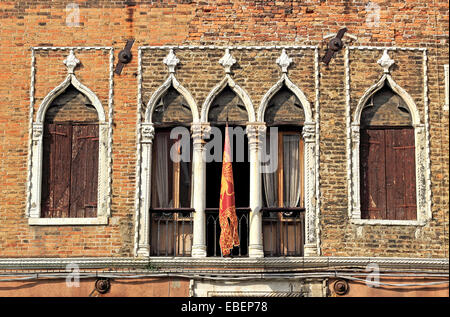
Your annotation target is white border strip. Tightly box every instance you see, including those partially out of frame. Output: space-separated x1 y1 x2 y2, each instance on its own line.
140 45 318 50
0 257 447 270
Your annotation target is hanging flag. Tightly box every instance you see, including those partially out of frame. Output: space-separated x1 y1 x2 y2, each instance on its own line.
219 124 240 257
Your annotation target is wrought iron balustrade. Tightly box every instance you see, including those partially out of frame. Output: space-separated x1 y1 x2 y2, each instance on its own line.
205 208 249 257
262 208 305 257
150 208 194 256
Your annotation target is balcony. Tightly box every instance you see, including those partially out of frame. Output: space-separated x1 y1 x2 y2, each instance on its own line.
149 208 304 257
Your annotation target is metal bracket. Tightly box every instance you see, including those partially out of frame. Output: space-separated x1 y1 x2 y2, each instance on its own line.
115 39 135 75
322 28 347 66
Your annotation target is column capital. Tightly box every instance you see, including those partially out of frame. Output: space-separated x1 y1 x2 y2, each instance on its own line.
140 123 155 144
191 122 211 142
32 123 43 141
302 122 316 142
246 122 266 139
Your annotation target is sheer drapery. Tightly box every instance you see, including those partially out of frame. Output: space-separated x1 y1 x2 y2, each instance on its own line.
262 132 278 207
282 134 300 208
155 133 171 208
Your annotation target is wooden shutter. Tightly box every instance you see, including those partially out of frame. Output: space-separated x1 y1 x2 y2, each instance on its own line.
360 129 387 219
69 124 99 217
385 128 416 220
361 127 416 220
41 123 72 218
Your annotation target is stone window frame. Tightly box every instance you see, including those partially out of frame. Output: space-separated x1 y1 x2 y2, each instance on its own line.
444 64 449 111
348 49 432 226
27 48 113 226
136 49 200 256
135 46 321 257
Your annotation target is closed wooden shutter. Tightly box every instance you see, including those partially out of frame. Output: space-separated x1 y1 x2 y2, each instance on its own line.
70 124 99 218
41 123 98 218
360 127 416 220
41 123 72 218
360 129 387 219
385 128 416 220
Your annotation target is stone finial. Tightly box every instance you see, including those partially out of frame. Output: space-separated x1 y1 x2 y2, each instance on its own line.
163 49 179 74
276 49 293 73
377 49 395 74
63 50 80 74
219 48 236 74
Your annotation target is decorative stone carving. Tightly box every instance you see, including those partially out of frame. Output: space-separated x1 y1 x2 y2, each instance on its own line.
163 49 179 74
32 124 43 141
219 48 236 74
141 123 155 143
377 49 395 74
302 122 316 142
276 49 293 73
63 50 80 74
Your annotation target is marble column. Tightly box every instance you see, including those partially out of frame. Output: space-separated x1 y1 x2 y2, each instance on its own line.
302 122 319 256
191 123 210 257
246 122 266 258
136 123 155 257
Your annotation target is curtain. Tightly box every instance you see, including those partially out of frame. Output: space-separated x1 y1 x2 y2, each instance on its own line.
262 132 278 207
155 133 171 208
283 134 300 208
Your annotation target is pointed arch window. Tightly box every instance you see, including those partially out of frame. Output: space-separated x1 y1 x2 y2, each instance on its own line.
359 84 416 220
350 50 431 225
28 50 111 225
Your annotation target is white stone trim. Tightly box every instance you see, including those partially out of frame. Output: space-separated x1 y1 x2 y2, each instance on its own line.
144 50 199 123
313 48 321 255
134 47 144 256
0 256 447 271
27 47 113 225
257 74 313 122
444 64 449 111
347 47 432 225
200 74 256 122
144 74 199 123
28 217 109 226
140 45 318 50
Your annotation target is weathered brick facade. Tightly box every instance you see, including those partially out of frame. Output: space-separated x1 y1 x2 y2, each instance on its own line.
0 0 448 297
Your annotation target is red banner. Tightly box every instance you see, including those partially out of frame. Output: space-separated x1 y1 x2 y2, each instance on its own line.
219 125 240 256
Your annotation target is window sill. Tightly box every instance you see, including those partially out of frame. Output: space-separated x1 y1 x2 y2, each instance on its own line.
28 217 109 226
351 218 426 226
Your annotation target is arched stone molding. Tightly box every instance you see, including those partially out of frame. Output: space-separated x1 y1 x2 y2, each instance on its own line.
136 49 199 256
349 49 431 225
28 50 111 225
144 50 199 124
200 49 255 123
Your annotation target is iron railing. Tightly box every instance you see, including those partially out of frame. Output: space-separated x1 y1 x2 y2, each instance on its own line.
150 208 194 256
262 208 305 257
150 207 303 257
205 208 250 257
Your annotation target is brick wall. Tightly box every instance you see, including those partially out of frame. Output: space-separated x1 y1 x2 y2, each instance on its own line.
0 0 448 258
